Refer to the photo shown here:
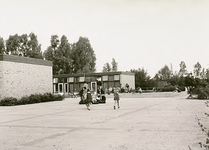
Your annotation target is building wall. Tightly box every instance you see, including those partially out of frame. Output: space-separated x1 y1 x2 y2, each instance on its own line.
53 72 135 93
0 61 2 99
120 74 135 89
0 55 53 100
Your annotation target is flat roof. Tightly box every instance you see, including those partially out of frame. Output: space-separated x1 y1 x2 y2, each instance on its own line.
53 71 134 78
0 54 52 66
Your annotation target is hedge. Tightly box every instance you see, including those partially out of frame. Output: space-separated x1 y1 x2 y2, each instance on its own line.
0 93 65 106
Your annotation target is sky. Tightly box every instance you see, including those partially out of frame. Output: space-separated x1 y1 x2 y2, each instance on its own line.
1 0 209 77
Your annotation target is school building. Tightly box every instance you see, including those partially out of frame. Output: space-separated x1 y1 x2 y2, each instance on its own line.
0 54 53 100
53 71 135 94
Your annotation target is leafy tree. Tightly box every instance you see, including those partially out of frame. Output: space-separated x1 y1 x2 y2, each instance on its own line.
103 62 111 72
50 35 59 50
178 61 187 77
200 68 206 79
0 37 5 54
5 33 42 59
71 37 96 73
130 68 153 88
27 33 42 59
193 62 202 78
19 34 29 56
184 73 195 87
44 35 75 74
206 69 209 79
155 65 172 80
44 46 54 61
111 58 118 72
55 35 73 74
103 58 118 72
6 34 20 55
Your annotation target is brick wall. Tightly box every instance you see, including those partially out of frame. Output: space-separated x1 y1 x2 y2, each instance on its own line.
0 55 53 100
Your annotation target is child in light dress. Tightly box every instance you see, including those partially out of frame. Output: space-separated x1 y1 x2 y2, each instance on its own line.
113 88 120 109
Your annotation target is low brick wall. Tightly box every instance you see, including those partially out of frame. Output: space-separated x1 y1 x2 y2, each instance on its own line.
0 55 53 100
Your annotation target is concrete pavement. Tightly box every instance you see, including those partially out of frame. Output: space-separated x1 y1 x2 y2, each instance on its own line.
0 92 208 150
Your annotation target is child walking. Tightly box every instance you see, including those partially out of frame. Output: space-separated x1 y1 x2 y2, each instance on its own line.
113 88 120 109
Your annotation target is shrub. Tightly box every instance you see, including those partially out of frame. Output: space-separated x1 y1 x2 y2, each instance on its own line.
192 87 209 100
156 86 176 92
0 97 18 106
0 93 65 106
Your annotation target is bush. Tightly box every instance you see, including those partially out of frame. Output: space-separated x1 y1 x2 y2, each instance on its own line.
0 93 65 106
0 97 18 106
156 86 176 92
192 87 209 99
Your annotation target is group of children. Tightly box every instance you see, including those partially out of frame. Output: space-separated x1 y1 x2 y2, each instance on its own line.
80 84 120 110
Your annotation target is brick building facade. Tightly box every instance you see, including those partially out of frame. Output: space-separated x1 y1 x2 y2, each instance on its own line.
0 55 53 100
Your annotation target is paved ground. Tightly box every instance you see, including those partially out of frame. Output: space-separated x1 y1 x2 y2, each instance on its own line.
0 92 208 150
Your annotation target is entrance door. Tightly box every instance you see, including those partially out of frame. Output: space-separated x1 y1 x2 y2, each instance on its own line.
91 82 97 93
64 83 69 93
58 83 63 93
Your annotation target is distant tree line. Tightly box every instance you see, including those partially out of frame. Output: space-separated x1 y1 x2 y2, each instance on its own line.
0 33 96 75
131 61 209 91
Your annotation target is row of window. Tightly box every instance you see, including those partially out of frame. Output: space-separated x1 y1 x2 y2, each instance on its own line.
53 75 120 83
53 81 121 93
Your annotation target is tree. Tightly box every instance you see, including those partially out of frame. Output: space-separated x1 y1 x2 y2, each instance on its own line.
184 74 195 87
206 69 209 79
130 68 153 88
19 34 29 56
50 35 59 51
5 33 43 59
44 46 54 61
103 62 111 72
200 68 206 79
111 58 118 72
178 61 187 77
27 33 43 59
55 35 73 74
44 35 72 74
71 37 96 73
193 62 202 78
6 34 20 55
0 37 5 54
155 65 172 80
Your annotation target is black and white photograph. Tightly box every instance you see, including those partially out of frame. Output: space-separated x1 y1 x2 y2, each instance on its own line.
0 0 209 149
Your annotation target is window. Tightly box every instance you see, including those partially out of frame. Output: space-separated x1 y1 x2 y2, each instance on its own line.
85 77 91 82
75 77 79 82
115 81 120 88
53 84 58 93
68 77 74 83
114 75 120 80
80 77 85 82
102 76 108 81
53 78 58 83
108 76 114 81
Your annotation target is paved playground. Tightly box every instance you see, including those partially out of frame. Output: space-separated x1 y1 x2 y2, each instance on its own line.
0 92 208 150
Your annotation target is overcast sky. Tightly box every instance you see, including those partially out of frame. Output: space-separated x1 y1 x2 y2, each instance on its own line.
1 0 209 77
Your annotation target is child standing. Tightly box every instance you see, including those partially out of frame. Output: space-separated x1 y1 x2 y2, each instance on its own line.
86 89 92 110
113 88 120 109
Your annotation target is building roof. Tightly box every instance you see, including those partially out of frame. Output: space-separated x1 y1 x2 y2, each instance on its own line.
0 54 52 66
53 71 134 78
